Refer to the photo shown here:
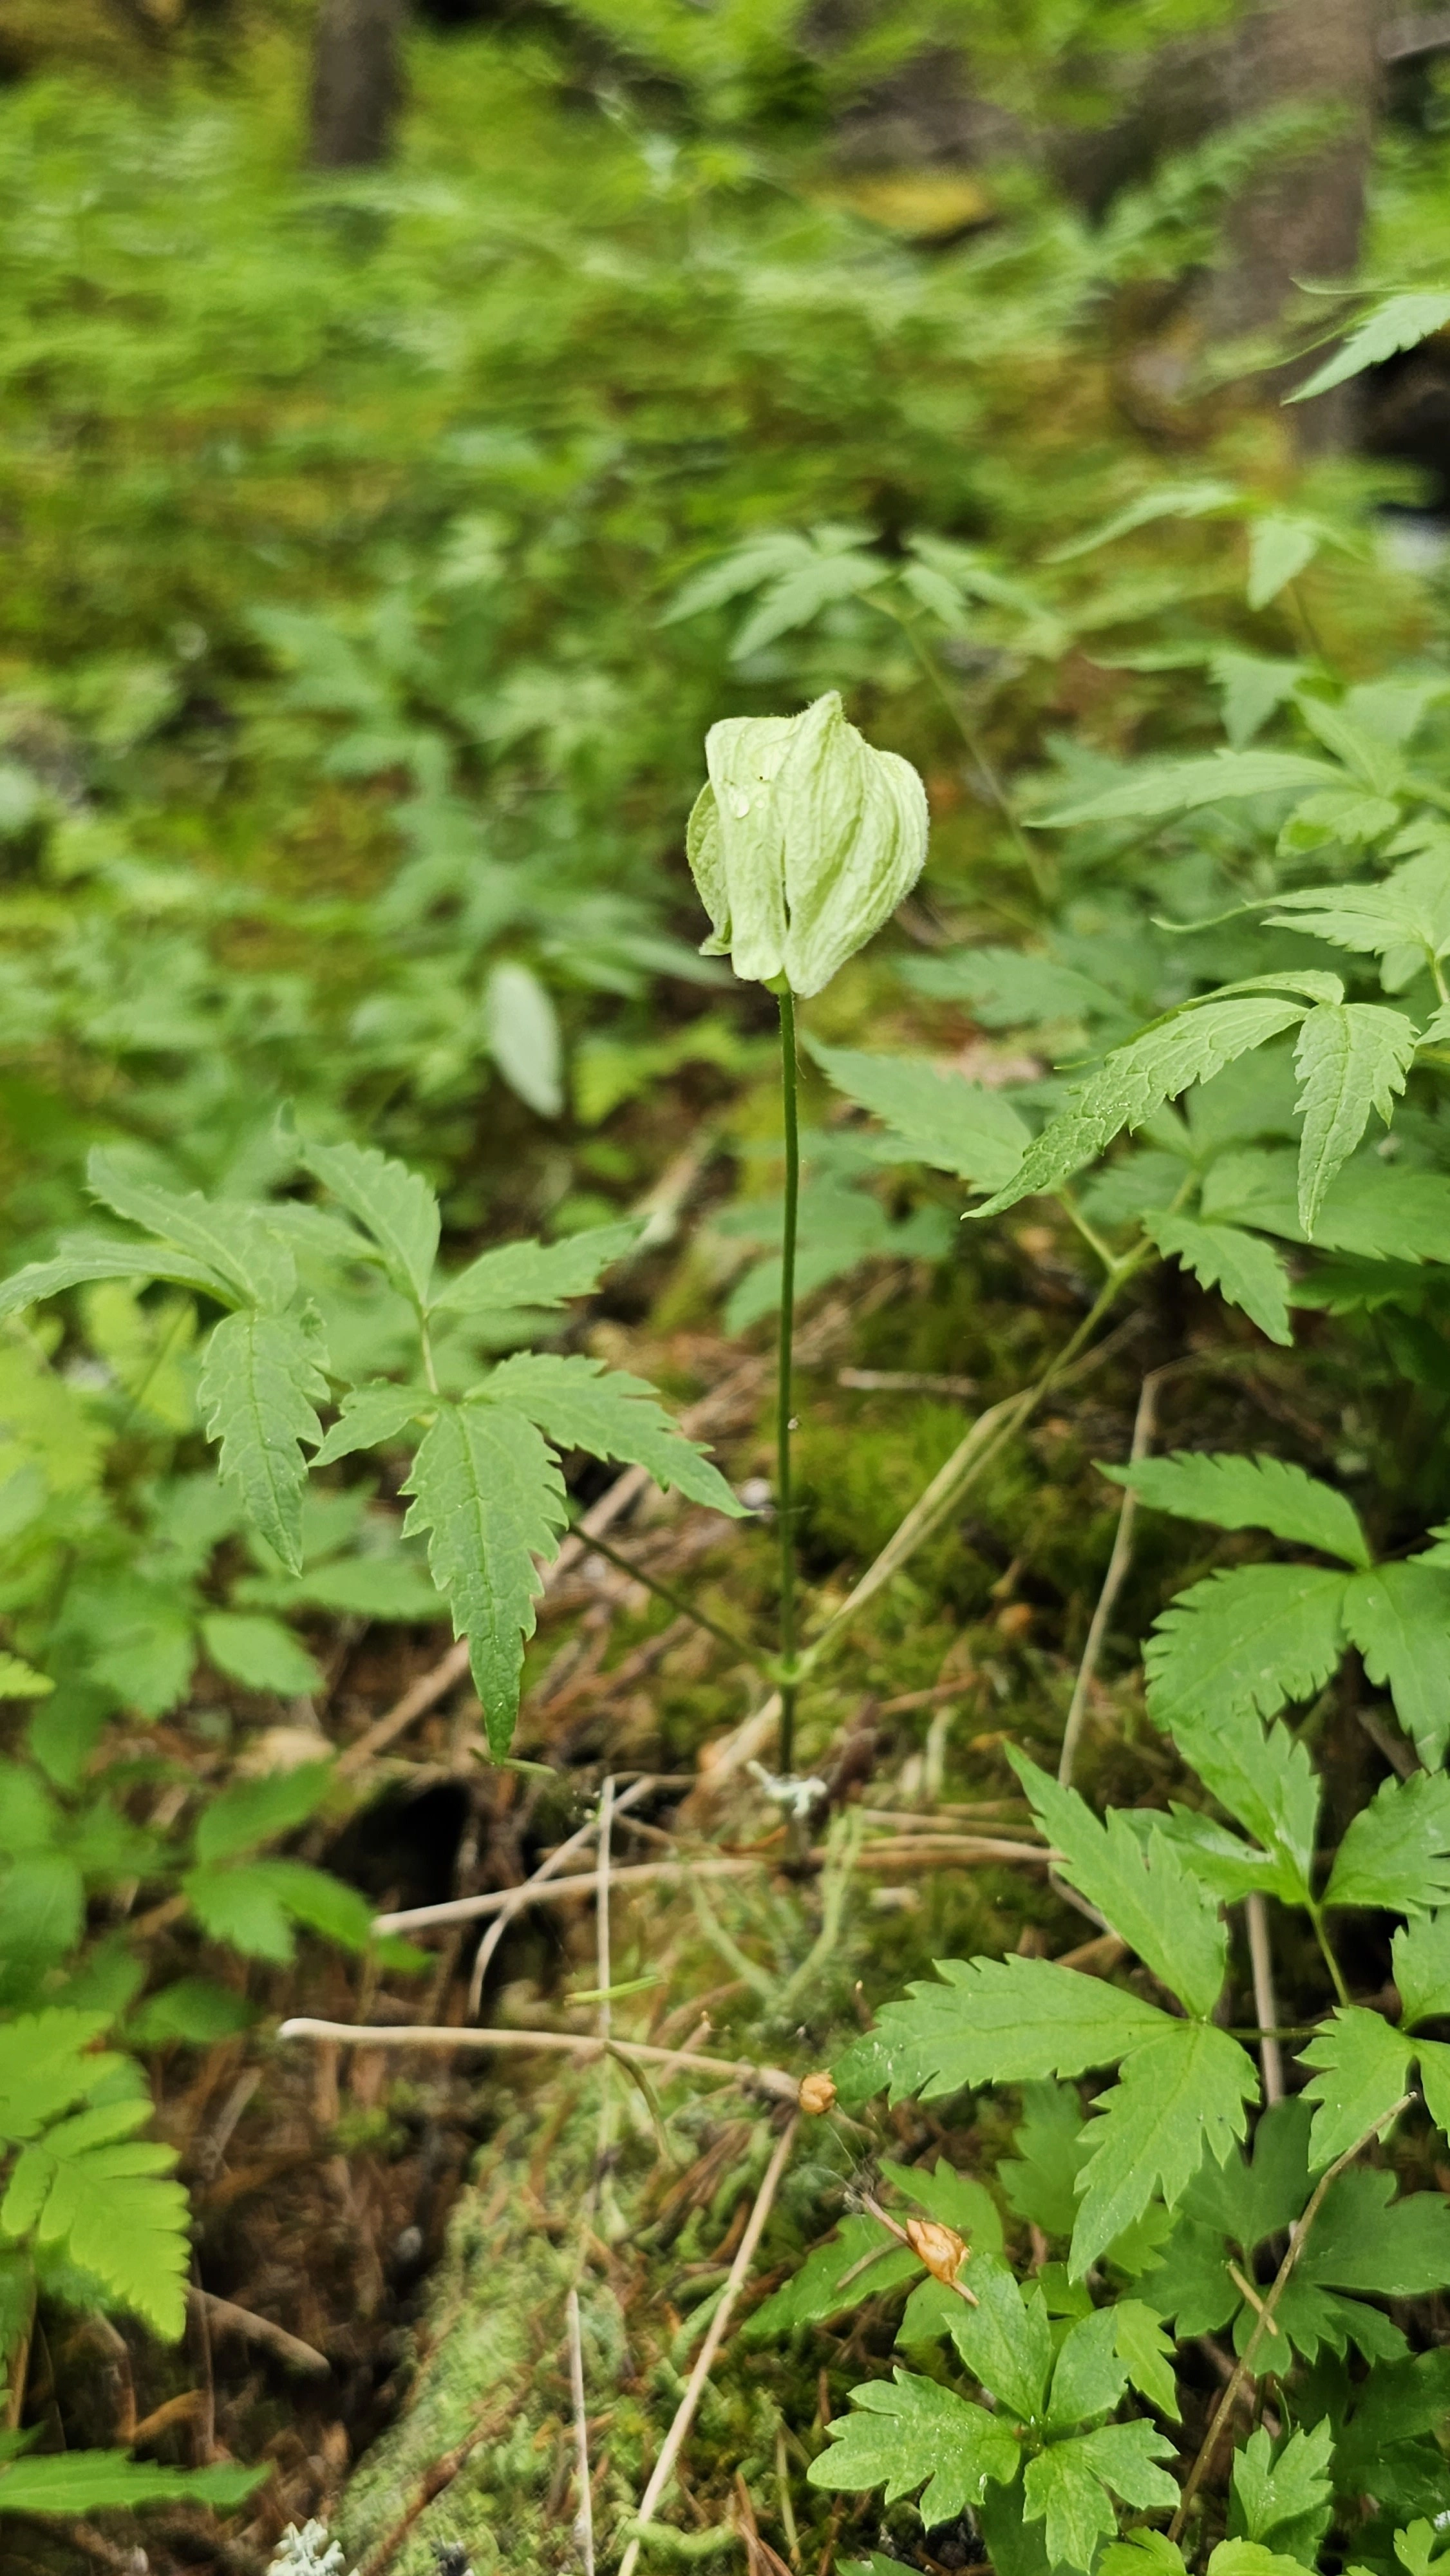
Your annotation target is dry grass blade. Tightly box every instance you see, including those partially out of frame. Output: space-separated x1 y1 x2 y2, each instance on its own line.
566 2285 596 2576
466 1775 657 2015
1058 1366 1163 1789
616 2114 800 2576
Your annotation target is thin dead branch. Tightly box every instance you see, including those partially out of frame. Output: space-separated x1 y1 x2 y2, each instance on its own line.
279 2016 801 2103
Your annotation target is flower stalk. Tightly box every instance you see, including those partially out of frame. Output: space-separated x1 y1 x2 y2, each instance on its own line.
776 987 802 1773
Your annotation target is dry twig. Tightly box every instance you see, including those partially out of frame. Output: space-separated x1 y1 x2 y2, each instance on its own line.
1169 2094 1415 2539
192 2288 329 2376
279 2016 801 2102
1245 1895 1284 2106
465 1776 656 2014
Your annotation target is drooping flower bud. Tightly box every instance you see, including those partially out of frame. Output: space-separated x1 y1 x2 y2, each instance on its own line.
904 2216 968 2284
798 2070 838 2116
686 692 928 999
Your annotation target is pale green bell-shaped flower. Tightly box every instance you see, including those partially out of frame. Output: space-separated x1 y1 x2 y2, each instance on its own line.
685 691 928 998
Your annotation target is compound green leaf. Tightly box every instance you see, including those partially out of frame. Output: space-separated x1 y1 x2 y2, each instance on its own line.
0 1853 84 1972
1108 1452 1368 1568
1022 2439 1117 2575
1288 292 1450 402
1025 2423 1176 2576
312 1381 431 1464
1047 480 1239 562
1324 1772 1450 1916
194 1763 334 1866
1103 2535 1187 2576
744 2214 919 2342
1144 1566 1348 1732
1045 2305 1128 2428
0 2452 265 2515
1071 2022 1257 2275
484 959 563 1119
1393 1910 1450 2028
806 2369 1019 2518
200 1612 321 1698
1229 2420 1333 2562
402 1399 569 1756
1040 752 1342 829
831 1955 1167 2107
300 1137 439 1305
1143 1213 1292 1344
808 1042 1030 1188
1158 1712 1317 1906
87 1151 294 1312
1294 1004 1417 1235
973 999 1307 1215
477 1353 743 1516
1266 867 1450 961
2 2101 189 2340
0 2012 117 2144
198 1309 328 1575
1113 2300 1180 2418
1299 2006 1413 2168
999 2080 1084 2240
1301 2164 1450 2297
1247 515 1321 612
182 1857 370 1961
899 946 1122 1027
0 1655 53 1701
431 1222 640 1316
1342 1563 1450 1765
0 1239 227 1323
947 2253 1053 2421
1011 1752 1227 2018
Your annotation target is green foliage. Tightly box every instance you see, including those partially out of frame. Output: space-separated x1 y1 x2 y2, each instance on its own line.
3 1130 738 1754
9 13 1450 2570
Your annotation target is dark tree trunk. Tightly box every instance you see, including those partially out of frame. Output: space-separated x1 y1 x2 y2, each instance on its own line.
309 0 407 170
1201 0 1382 450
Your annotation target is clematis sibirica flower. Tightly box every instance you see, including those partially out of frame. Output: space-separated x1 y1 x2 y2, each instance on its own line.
685 690 929 998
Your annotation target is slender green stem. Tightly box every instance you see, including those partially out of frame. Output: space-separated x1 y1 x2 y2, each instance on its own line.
419 1312 440 1396
777 988 802 1773
1307 1900 1352 2009
1057 1189 1121 1277
570 1520 764 1669
876 596 1051 901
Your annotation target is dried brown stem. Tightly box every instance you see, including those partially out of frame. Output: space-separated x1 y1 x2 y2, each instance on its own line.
1059 1367 1163 1788
278 2016 800 2102
1169 2093 1415 2541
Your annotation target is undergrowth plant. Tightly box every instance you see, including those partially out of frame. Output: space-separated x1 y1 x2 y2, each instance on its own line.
12 14 1450 2568
724 625 1450 2565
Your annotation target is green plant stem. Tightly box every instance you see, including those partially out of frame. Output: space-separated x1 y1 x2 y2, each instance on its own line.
419 1312 440 1396
570 1520 764 1669
777 987 801 1774
1169 2090 1414 2546
1306 1899 1351 2009
878 596 1051 901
